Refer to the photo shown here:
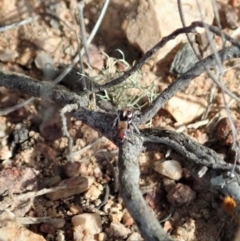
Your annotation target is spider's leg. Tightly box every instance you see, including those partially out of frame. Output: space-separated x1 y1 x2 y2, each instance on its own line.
112 115 119 128
131 122 141 135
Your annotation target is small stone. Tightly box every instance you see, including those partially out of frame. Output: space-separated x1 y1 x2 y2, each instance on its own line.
17 48 35 67
94 199 102 207
216 118 240 146
43 175 61 188
175 219 196 240
0 167 38 195
96 232 107 241
0 146 12 160
84 184 102 201
122 0 214 62
165 95 206 124
46 176 95 200
109 207 123 223
170 43 198 75
122 211 134 227
0 222 46 241
0 49 18 62
33 36 61 53
63 162 81 177
167 183 196 206
106 222 131 239
39 223 55 235
126 232 143 241
72 213 102 235
163 221 173 233
69 204 82 215
162 177 176 192
154 160 182 180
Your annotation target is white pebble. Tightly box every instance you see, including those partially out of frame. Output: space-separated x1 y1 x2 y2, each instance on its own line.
154 160 182 180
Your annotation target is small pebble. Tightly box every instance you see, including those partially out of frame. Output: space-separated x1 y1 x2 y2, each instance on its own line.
154 160 183 180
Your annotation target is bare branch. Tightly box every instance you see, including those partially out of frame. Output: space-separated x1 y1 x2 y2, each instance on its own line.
140 46 240 124
118 134 173 241
142 128 240 218
91 21 240 93
0 16 39 32
142 128 236 171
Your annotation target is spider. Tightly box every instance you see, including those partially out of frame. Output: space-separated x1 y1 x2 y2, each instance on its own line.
114 107 140 140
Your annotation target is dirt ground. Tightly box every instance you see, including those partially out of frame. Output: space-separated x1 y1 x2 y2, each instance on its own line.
1 0 240 241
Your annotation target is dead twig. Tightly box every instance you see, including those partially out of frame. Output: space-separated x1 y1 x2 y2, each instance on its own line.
91 21 240 93
118 133 173 241
140 45 240 124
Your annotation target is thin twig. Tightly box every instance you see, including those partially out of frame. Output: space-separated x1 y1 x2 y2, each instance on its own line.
0 0 109 115
0 97 35 115
91 21 240 99
60 104 79 162
72 136 106 156
0 16 40 32
140 45 240 124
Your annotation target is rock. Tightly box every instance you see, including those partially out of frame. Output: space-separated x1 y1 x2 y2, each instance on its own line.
170 43 199 75
84 184 102 201
216 118 240 146
43 175 61 188
33 36 61 53
106 222 131 239
109 207 124 223
154 160 182 180
0 49 18 62
0 146 12 160
82 44 104 70
167 183 196 206
63 162 82 177
0 167 38 196
72 213 102 235
34 51 57 80
122 211 134 227
17 48 35 67
127 232 143 241
0 222 46 241
46 176 95 200
163 221 173 233
39 223 55 235
175 219 196 240
122 0 214 61
164 94 206 124
162 177 176 192
96 232 107 241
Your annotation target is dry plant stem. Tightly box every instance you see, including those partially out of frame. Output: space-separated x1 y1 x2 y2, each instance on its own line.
0 16 40 32
76 1 88 90
60 104 79 162
96 184 110 209
16 217 64 227
142 128 235 171
0 70 239 171
142 128 240 218
92 21 240 93
177 4 239 104
0 0 109 115
0 96 36 115
72 136 106 156
140 45 240 124
0 55 240 237
77 1 90 64
118 134 173 241
77 1 96 107
178 1 240 173
53 0 109 86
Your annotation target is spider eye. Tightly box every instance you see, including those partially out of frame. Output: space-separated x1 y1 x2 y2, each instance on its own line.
127 111 133 118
